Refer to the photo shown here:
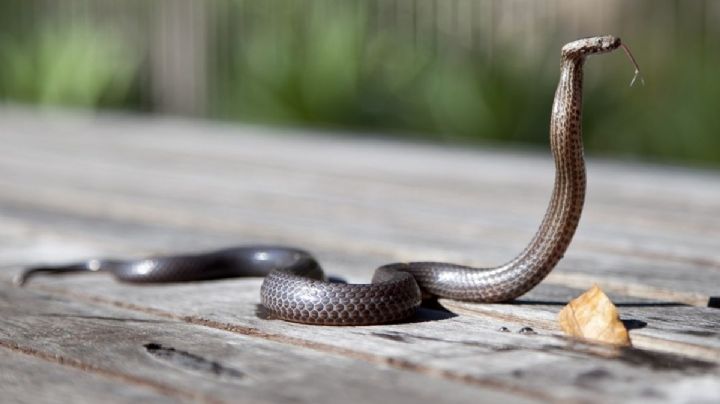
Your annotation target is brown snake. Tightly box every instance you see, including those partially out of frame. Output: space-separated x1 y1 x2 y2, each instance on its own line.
18 36 639 326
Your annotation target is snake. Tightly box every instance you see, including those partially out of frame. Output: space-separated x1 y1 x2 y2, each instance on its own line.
16 36 637 326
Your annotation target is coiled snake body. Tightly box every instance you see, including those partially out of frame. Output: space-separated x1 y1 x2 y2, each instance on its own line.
17 36 627 326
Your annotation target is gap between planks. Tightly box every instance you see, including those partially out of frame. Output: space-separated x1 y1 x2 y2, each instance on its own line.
0 347 184 404
0 203 713 307
2 282 555 402
0 341 217 403
439 300 720 363
14 278 720 365
0 283 561 404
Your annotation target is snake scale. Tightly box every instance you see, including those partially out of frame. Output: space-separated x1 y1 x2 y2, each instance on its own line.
17 36 635 326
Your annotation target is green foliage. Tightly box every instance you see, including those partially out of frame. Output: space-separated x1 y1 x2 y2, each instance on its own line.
1 1 718 167
210 4 558 146
209 4 720 167
586 41 720 164
0 25 139 107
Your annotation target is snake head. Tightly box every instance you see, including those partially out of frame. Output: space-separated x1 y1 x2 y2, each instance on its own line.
561 35 621 59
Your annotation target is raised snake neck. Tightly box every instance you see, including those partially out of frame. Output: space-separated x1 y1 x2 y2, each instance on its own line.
17 36 625 326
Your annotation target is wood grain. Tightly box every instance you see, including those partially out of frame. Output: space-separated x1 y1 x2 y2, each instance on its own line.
0 347 180 404
1 108 718 403
0 286 539 404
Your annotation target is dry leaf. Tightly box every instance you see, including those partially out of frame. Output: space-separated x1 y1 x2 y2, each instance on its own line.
558 284 631 346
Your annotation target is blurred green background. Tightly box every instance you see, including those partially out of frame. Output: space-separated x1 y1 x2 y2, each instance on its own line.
1 0 718 166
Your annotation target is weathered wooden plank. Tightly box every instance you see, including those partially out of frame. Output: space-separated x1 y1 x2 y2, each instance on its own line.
2 134 718 259
2 227 718 401
1 108 720 403
445 283 720 354
2 109 719 245
1 196 717 306
1 110 718 276
6 271 718 403
13 266 718 356
0 348 179 404
1 207 720 358
441 300 720 375
4 219 715 358
4 109 718 222
0 286 540 404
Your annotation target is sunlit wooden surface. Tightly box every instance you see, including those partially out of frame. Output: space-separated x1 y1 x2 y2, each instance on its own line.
1 108 718 403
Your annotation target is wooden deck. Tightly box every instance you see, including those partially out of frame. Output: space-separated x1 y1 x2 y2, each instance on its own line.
1 107 718 403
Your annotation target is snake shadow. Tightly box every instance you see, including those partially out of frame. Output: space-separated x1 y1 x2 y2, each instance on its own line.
409 299 458 323
510 299 689 308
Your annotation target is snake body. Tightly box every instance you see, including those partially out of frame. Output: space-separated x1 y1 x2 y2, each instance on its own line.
17 36 624 325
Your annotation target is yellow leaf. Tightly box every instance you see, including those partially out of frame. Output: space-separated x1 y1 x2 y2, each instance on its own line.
558 284 631 346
